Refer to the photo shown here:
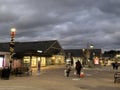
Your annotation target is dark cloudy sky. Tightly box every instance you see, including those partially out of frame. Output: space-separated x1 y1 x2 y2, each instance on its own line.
0 0 120 51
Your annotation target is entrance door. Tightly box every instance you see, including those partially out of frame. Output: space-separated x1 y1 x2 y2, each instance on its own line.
31 56 37 67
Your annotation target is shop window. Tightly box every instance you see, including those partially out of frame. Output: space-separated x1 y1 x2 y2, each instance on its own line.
0 56 4 68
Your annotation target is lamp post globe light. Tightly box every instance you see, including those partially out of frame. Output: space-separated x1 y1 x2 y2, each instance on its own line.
9 28 16 70
82 49 85 67
90 45 94 60
90 45 94 49
11 28 16 37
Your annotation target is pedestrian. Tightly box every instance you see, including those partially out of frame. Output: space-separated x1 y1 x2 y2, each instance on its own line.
112 62 115 70
75 60 83 78
64 58 72 77
114 61 119 70
65 65 71 77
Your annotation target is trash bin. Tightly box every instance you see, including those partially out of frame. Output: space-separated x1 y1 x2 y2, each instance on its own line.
1 67 10 80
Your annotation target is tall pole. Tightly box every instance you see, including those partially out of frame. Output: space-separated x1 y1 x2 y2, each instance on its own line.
90 45 94 67
38 59 41 76
9 28 16 71
37 50 42 76
82 49 85 67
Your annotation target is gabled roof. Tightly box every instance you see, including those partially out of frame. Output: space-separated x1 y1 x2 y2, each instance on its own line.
64 49 83 57
90 49 102 57
0 40 63 56
64 49 102 57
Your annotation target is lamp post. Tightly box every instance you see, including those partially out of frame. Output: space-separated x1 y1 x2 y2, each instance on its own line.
90 45 94 60
90 45 94 67
9 28 16 70
37 50 42 76
82 49 85 67
90 45 94 49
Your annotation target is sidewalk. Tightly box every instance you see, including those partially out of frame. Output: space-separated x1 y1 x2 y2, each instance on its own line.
84 65 120 73
32 64 65 75
31 64 120 76
41 64 65 70
0 64 120 90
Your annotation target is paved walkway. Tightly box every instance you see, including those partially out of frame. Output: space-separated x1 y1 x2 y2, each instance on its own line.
0 65 120 90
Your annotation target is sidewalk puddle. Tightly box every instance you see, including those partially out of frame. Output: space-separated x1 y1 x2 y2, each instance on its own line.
72 78 81 80
86 74 92 76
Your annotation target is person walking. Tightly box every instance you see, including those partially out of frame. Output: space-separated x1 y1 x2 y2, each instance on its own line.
112 62 115 70
75 60 83 78
114 61 119 70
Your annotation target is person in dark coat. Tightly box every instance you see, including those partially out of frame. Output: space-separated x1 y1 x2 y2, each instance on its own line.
114 61 119 70
112 62 115 70
75 60 83 77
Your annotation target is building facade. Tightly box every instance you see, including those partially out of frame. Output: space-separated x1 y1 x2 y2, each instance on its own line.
0 40 65 68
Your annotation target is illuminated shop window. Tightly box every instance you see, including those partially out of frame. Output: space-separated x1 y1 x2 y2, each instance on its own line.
31 56 37 67
0 57 4 68
23 56 30 63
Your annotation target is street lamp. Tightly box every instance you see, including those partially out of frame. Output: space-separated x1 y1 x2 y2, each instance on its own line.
89 45 94 67
11 28 16 37
9 28 16 70
82 49 85 67
90 45 94 49
37 50 42 76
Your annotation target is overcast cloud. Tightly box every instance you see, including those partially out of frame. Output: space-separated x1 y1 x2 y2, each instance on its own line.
0 0 120 51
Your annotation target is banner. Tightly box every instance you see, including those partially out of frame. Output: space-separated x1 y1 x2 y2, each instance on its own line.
94 57 99 65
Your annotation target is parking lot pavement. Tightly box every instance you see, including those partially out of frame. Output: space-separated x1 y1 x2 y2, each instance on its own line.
0 86 44 90
0 65 120 90
84 65 120 72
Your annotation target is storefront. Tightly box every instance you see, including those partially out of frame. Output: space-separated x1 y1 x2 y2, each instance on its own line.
0 55 4 68
0 52 10 68
23 56 46 68
46 55 65 65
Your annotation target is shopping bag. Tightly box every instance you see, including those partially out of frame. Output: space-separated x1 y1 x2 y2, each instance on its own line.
74 71 77 75
80 71 84 78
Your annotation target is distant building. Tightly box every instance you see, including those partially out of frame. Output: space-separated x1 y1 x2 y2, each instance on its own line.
64 49 102 67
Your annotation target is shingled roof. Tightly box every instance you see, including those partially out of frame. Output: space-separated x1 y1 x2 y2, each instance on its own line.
64 49 102 57
64 49 84 57
0 40 63 57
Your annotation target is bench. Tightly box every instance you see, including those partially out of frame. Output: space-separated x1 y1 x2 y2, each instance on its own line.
114 72 120 83
14 67 32 76
22 67 32 76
